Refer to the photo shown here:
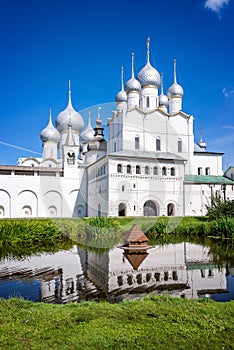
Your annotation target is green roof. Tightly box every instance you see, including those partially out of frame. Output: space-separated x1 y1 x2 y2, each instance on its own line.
186 263 216 271
184 175 234 184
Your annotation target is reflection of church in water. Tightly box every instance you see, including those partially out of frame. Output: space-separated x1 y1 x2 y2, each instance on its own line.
0 242 231 303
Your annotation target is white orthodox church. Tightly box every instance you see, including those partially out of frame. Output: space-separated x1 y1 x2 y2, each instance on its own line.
0 39 234 219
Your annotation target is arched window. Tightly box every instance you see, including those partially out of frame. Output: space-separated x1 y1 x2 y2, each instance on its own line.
127 164 131 174
48 205 57 217
171 167 175 176
156 137 161 151
178 138 182 153
122 185 125 192
162 166 167 176
153 166 158 175
117 164 122 173
22 205 32 217
136 165 141 174
145 166 149 175
198 167 202 175
114 142 117 152
205 167 210 175
135 135 140 150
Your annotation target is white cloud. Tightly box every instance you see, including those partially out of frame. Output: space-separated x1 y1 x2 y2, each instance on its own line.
204 0 230 13
222 125 234 129
222 88 234 98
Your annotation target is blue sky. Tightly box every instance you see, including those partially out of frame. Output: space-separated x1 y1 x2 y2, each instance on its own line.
0 0 234 169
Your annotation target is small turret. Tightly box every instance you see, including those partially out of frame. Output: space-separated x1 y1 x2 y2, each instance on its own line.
115 67 127 110
40 110 60 159
159 73 168 113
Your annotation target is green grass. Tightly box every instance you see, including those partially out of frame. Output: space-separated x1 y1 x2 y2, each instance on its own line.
0 219 73 258
0 297 233 350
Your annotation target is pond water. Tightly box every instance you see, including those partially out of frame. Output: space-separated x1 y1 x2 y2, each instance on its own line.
0 241 234 303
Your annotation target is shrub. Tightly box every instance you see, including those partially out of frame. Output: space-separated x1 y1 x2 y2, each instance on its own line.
206 193 234 220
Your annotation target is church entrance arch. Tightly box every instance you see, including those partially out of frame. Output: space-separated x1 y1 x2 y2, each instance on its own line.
143 200 157 216
167 203 175 216
118 203 126 216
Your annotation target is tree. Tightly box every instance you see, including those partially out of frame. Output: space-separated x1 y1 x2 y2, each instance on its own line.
206 193 234 220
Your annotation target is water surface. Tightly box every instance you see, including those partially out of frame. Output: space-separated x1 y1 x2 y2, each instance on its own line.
0 241 233 303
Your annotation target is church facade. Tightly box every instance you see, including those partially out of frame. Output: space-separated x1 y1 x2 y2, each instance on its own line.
0 40 233 219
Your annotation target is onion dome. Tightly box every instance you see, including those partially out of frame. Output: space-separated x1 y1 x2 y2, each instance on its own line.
80 113 95 143
115 67 127 102
40 111 60 143
168 59 184 97
137 38 161 88
55 81 84 133
125 53 141 92
159 94 169 107
198 128 207 151
159 73 169 107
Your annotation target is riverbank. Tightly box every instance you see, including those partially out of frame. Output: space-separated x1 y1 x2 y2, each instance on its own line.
0 297 233 350
1 216 234 259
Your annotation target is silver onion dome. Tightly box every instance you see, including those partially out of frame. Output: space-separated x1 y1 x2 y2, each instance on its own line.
55 82 84 133
40 113 60 143
125 53 141 92
167 82 184 97
137 63 161 88
80 116 95 143
125 77 141 92
115 89 127 102
159 94 169 107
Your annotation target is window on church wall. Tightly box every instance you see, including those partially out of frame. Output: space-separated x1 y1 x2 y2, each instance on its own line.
205 167 210 175
146 96 150 108
117 164 122 173
135 136 140 150
114 142 117 152
153 166 158 175
122 185 125 192
231 173 233 180
145 166 149 175
127 164 131 174
171 167 175 176
198 167 202 175
162 166 167 176
136 165 141 174
156 137 161 151
178 138 182 153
